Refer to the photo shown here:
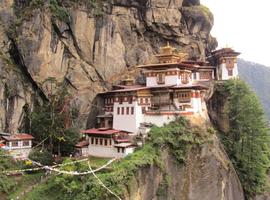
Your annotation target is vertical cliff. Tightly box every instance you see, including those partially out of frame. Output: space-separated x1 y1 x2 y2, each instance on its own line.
124 137 244 200
0 0 217 133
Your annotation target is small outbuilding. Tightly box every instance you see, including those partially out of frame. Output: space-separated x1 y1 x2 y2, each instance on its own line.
76 128 136 158
0 134 34 159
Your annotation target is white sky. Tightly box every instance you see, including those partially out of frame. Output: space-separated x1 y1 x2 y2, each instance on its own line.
201 0 270 66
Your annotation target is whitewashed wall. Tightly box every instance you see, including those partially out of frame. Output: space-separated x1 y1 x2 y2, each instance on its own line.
113 101 144 133
219 63 238 80
143 114 176 127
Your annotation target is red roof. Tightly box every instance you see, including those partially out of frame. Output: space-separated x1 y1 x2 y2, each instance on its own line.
137 62 197 69
115 138 130 143
171 84 209 90
75 140 89 148
2 134 34 141
81 129 120 135
103 84 176 94
113 85 144 89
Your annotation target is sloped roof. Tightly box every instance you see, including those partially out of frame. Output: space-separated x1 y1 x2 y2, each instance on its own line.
2 134 34 141
114 143 134 148
75 140 89 148
81 129 121 135
0 143 5 147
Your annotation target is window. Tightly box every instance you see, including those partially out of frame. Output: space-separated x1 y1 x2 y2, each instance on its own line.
91 138 94 144
199 71 212 80
181 73 189 84
145 98 148 104
117 107 120 115
121 107 125 115
11 141 18 147
109 139 112 146
131 107 134 115
105 139 108 146
117 148 120 153
226 59 234 68
119 97 123 104
179 105 185 111
128 97 133 104
126 107 129 115
157 73 165 84
193 73 197 80
122 148 125 153
142 107 146 114
228 69 233 76
100 138 103 145
95 138 98 145
178 92 191 103
23 141 30 146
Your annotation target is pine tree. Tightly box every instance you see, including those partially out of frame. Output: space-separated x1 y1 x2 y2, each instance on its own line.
219 79 270 198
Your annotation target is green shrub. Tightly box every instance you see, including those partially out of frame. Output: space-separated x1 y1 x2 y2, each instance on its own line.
49 0 70 22
29 149 54 165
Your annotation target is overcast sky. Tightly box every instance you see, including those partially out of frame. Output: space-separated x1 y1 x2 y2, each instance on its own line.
201 0 270 66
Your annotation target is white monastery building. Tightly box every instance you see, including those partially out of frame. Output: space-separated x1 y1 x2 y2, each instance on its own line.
0 133 34 159
77 44 240 158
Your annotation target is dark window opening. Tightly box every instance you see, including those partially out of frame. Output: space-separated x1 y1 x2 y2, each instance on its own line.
23 141 30 146
126 107 129 115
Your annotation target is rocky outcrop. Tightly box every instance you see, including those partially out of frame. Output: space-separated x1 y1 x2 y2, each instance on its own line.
0 0 217 131
125 136 244 200
207 82 230 133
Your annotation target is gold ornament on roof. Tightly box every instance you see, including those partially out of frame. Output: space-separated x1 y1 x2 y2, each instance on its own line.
123 73 135 86
156 42 188 63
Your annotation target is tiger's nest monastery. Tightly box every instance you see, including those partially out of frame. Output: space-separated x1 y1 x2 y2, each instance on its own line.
77 44 240 158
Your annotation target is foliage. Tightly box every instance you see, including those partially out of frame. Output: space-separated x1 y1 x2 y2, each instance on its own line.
216 79 270 198
0 150 17 193
30 78 80 156
29 149 54 166
182 5 213 26
149 117 210 163
59 128 80 156
49 0 70 22
238 59 270 121
25 118 211 199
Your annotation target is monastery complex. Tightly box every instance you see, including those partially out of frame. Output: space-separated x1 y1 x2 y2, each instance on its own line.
76 44 241 158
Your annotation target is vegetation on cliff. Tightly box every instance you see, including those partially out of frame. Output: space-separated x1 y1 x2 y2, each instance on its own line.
30 78 80 156
0 150 17 194
215 79 270 198
20 118 211 199
238 59 270 121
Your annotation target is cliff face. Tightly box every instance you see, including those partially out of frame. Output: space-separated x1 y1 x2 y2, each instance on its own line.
0 0 217 133
125 136 244 200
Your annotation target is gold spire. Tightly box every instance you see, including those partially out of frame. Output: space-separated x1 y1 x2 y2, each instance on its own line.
123 73 135 86
160 42 175 55
156 43 188 63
